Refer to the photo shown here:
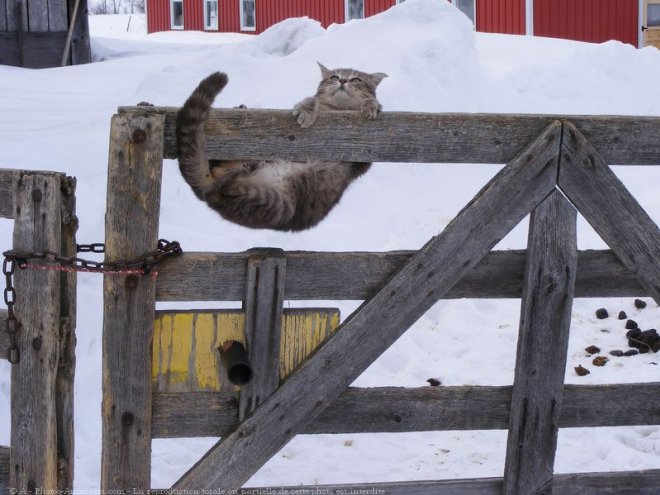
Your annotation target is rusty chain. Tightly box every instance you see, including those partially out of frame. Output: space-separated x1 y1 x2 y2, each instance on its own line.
2 239 182 364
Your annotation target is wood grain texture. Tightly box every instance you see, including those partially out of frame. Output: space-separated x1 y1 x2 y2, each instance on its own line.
239 250 286 420
152 383 660 438
228 470 660 495
0 169 17 219
0 0 7 32
48 0 68 31
11 172 63 492
27 0 49 31
118 106 660 165
102 113 165 492
0 311 8 359
503 191 578 495
56 176 77 491
171 123 561 490
0 445 9 495
67 0 91 65
156 249 645 301
559 121 660 305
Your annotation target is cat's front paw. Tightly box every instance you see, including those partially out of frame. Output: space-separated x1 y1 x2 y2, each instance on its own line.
293 97 319 128
361 99 382 120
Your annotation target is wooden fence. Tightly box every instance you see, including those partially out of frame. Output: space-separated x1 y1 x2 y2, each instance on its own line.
0 169 77 494
102 107 660 494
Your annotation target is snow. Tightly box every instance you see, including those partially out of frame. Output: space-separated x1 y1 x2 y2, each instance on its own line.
1 0 660 489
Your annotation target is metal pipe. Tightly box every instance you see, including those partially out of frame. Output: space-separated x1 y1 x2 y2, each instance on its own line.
219 341 253 386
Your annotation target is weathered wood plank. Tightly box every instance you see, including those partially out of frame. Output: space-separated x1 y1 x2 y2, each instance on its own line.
0 445 9 495
152 383 660 438
239 250 286 420
0 31 68 68
503 191 578 495
230 470 660 495
56 176 77 491
0 0 7 32
11 172 63 492
27 0 48 31
102 112 165 492
67 0 91 65
0 311 8 359
171 123 561 490
156 249 645 301
118 107 660 165
48 0 68 31
0 169 17 219
559 121 660 305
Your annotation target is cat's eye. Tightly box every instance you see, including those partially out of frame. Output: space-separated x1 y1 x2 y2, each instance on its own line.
330 75 339 81
350 77 362 83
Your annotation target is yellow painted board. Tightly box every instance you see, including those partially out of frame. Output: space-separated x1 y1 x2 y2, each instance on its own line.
153 308 340 393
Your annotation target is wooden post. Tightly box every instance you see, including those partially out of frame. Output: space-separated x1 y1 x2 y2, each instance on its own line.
0 446 9 495
10 172 64 493
239 249 286 420
102 112 165 492
172 122 562 490
503 190 578 494
56 177 77 491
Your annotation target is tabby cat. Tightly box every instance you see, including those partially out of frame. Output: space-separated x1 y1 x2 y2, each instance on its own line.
176 63 387 231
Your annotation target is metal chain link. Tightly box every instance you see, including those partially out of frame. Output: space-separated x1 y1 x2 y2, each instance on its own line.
2 239 182 364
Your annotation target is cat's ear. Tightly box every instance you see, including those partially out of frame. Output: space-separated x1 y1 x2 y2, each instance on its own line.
371 72 388 86
317 62 333 79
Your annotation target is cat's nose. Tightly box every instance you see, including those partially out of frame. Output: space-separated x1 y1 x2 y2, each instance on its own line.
339 78 348 85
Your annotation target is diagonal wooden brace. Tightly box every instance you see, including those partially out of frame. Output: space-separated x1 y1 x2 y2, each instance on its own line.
172 121 563 491
558 121 660 305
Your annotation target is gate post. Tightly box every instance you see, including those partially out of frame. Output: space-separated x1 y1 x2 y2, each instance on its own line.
10 171 77 493
101 112 165 492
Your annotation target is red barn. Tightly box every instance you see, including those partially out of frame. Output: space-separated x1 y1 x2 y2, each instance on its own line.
146 1 660 49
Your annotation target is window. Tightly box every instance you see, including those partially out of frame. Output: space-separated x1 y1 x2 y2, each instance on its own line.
240 0 256 31
649 5 660 27
205 0 219 30
171 0 184 30
453 0 475 25
396 0 406 4
346 0 364 21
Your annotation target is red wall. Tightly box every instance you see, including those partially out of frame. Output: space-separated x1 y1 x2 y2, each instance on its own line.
255 0 345 32
534 0 638 46
147 0 170 33
476 0 526 35
184 0 204 31
365 0 396 18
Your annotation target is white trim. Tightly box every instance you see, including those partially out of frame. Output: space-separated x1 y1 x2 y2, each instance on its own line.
526 0 534 36
170 0 184 30
451 0 476 26
239 0 256 31
204 0 219 31
639 0 645 48
345 0 365 22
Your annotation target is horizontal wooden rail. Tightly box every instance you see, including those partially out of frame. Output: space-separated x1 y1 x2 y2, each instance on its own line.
156 249 645 301
229 470 660 495
152 383 660 438
118 107 660 165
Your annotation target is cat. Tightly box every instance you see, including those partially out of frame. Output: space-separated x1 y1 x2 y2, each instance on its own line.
176 63 387 231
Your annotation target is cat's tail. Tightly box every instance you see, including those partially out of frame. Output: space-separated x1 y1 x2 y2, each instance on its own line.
176 72 229 199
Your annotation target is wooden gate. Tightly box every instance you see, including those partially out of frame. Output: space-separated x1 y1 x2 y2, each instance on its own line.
0 169 77 494
102 107 660 494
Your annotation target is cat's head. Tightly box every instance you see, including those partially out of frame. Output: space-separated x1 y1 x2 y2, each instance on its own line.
316 63 387 110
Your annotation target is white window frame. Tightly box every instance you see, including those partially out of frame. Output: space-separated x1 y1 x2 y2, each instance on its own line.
345 0 365 21
396 0 406 4
451 0 476 26
240 0 256 32
204 0 219 31
170 0 184 30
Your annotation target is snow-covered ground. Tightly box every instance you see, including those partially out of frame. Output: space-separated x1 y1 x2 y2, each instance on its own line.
2 0 660 489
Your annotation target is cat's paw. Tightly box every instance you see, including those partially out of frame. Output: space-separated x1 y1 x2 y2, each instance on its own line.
293 97 319 128
361 99 382 120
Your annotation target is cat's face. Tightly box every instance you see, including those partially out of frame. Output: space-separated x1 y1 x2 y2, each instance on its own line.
316 63 387 110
